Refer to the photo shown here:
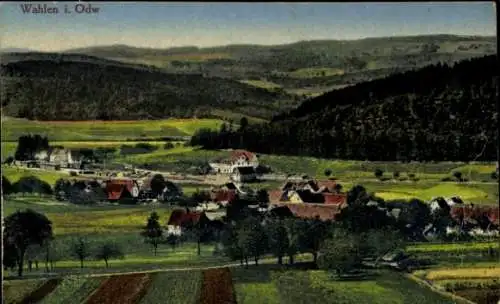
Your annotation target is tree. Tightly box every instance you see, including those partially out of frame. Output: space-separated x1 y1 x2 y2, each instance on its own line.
95 242 124 268
361 229 406 265
374 168 384 179
70 237 91 268
239 117 249 131
393 171 400 179
54 178 71 201
334 184 343 194
150 174 166 199
191 190 211 205
164 234 180 251
12 176 52 196
256 189 269 208
491 171 498 180
453 171 463 182
3 209 53 276
267 219 290 265
237 216 268 266
317 230 361 275
398 199 432 240
141 212 163 255
324 168 332 178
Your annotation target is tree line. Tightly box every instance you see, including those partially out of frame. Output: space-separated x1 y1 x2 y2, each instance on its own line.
191 55 498 161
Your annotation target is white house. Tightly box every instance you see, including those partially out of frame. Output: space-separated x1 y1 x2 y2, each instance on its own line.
231 166 257 183
429 196 464 213
209 150 259 174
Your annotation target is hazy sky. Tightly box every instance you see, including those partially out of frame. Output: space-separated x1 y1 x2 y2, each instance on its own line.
0 2 496 51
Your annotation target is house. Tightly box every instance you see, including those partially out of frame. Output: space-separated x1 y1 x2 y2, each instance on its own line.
105 179 140 203
211 189 238 206
269 202 343 222
209 150 259 174
34 148 85 168
429 196 465 213
231 166 257 183
269 188 346 206
138 176 183 201
450 204 499 228
166 209 211 236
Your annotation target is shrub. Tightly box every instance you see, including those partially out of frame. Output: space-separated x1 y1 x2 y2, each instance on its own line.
441 176 454 182
374 169 384 179
164 142 175 150
70 171 78 176
392 171 400 179
453 171 463 181
379 177 391 182
398 176 409 181
491 171 498 180
408 173 416 179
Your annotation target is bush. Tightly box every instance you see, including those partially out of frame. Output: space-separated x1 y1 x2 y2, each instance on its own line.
120 143 158 155
408 173 416 179
70 171 78 176
398 176 409 181
379 177 392 182
491 171 498 180
453 171 463 181
374 169 384 178
392 171 400 179
441 176 454 182
164 142 175 150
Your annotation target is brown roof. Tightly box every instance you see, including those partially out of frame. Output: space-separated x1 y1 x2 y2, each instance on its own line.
269 190 285 203
167 209 206 226
230 150 256 162
323 193 347 205
271 202 343 221
316 179 337 192
211 189 238 203
105 179 137 200
450 205 499 226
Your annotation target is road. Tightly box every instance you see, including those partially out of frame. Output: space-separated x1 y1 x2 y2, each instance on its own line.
4 258 279 281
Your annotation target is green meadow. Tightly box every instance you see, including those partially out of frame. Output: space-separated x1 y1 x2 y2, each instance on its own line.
1 117 223 142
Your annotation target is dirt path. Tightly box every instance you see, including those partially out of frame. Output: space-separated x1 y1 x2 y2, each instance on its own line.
200 267 237 304
84 273 152 304
19 278 62 304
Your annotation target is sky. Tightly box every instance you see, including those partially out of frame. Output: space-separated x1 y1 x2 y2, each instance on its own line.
0 2 496 52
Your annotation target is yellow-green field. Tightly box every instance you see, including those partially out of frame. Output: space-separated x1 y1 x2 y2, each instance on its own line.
1 117 223 141
1 166 74 186
240 79 282 90
274 67 344 78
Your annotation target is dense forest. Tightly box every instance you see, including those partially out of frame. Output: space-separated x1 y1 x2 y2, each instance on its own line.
191 55 498 161
0 56 292 120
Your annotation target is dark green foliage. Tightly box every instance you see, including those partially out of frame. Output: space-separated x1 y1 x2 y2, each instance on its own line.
14 134 49 160
150 174 166 198
374 169 384 179
94 242 124 268
191 190 211 204
267 219 290 264
70 236 91 268
317 229 361 275
54 178 71 201
141 212 163 255
453 171 463 182
237 216 268 266
12 176 52 195
324 168 332 177
164 142 175 150
491 171 498 180
3 209 53 276
192 56 497 162
1 58 289 120
392 171 400 179
120 143 158 155
256 189 269 208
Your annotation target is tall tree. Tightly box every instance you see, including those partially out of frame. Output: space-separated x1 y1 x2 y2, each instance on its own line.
3 209 53 276
94 242 124 268
150 174 167 200
267 219 290 265
237 216 268 266
70 237 91 269
141 212 163 255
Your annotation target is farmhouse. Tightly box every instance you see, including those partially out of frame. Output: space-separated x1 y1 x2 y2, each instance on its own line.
166 209 211 235
138 177 183 201
269 179 347 205
268 202 343 221
231 166 257 183
34 147 85 168
209 150 259 174
105 179 140 203
210 189 238 206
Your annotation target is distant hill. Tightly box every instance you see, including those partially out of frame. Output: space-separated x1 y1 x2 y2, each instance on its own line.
191 55 498 162
0 48 34 53
0 53 292 121
65 35 496 98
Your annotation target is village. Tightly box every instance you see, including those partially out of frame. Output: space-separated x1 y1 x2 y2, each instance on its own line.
5 145 499 243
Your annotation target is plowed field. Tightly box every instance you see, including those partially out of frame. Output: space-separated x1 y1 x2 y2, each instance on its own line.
84 273 152 304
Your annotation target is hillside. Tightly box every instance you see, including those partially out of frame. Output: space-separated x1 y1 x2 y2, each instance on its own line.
66 35 496 98
0 53 292 121
191 55 498 162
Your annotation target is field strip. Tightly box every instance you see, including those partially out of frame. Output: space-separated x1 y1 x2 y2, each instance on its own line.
405 274 476 304
200 267 237 304
425 267 500 281
19 278 62 304
84 273 152 304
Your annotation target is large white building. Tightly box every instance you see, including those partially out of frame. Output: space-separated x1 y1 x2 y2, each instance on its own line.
209 150 259 174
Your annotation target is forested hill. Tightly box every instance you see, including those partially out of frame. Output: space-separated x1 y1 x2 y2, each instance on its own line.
191 55 498 162
0 53 292 120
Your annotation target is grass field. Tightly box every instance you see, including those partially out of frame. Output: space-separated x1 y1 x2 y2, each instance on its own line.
140 271 202 304
240 79 283 90
1 117 223 141
1 166 75 186
232 267 454 304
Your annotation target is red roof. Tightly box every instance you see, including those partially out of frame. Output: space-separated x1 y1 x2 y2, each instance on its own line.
167 209 205 226
450 205 499 226
316 179 338 192
269 190 285 203
211 189 238 204
230 150 256 162
323 193 347 205
271 202 343 221
105 179 137 200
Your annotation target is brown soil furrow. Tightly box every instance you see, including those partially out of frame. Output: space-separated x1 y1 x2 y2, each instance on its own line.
200 267 237 304
20 278 62 304
84 273 152 304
